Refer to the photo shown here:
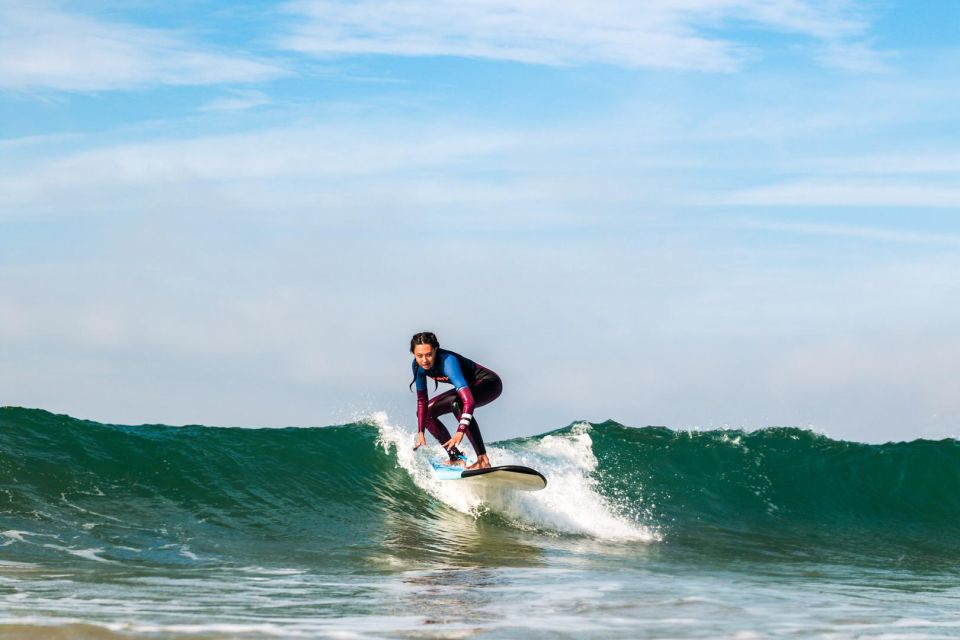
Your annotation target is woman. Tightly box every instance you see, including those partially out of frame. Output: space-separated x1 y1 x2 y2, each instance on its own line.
409 331 502 470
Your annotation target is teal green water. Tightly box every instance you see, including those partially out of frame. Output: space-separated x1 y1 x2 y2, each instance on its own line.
2 407 959 638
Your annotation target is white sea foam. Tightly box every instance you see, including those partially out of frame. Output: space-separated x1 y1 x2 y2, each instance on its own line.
1 530 58 545
1 530 26 545
41 543 117 563
371 413 657 541
371 411 486 515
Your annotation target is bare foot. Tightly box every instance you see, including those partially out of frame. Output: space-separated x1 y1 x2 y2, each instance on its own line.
465 457 492 470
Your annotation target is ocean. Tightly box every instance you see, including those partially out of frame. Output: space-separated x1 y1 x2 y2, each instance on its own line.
2 406 959 638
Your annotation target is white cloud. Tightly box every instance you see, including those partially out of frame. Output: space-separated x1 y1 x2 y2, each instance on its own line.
0 122 656 223
738 220 960 247
0 1 288 92
198 90 272 112
725 180 960 208
816 39 897 73
279 0 882 72
811 153 960 175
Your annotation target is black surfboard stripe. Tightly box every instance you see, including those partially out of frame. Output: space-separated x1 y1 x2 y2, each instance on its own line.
460 465 547 487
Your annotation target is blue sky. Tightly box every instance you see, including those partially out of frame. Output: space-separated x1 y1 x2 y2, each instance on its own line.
2 0 959 444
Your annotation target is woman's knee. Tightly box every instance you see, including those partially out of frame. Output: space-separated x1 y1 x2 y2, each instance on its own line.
427 392 457 417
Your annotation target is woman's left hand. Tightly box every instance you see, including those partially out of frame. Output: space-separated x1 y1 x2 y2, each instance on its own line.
442 432 464 451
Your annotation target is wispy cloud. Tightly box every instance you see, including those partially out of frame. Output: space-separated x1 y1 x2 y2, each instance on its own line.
815 39 897 73
279 0 883 72
198 90 272 112
725 180 960 208
0 122 621 224
738 220 960 247
0 125 516 191
0 1 288 92
810 153 960 175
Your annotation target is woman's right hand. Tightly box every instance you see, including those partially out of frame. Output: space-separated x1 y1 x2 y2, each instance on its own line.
413 432 426 451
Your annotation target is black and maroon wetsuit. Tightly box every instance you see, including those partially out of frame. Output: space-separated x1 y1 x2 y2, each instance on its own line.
412 349 502 457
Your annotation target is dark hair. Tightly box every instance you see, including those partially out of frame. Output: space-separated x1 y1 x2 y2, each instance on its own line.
410 331 439 353
409 331 440 391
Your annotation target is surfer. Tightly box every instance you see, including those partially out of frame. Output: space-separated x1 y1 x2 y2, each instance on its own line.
409 331 502 470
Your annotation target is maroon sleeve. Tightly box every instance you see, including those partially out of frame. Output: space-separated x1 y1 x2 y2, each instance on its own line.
416 390 428 433
455 387 475 433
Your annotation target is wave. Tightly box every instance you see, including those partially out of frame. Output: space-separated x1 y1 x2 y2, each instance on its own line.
586 421 960 564
2 407 959 568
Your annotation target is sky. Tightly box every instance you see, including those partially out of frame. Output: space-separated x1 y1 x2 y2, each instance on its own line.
2 0 959 444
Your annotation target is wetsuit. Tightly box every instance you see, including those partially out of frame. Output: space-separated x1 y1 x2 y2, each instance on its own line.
412 349 502 457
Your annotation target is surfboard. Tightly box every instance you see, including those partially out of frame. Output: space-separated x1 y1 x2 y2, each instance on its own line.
430 459 547 491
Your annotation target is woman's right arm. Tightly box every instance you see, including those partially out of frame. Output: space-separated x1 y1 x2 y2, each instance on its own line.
413 364 428 449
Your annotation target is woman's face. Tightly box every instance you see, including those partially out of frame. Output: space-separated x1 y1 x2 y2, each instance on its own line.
413 344 437 370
